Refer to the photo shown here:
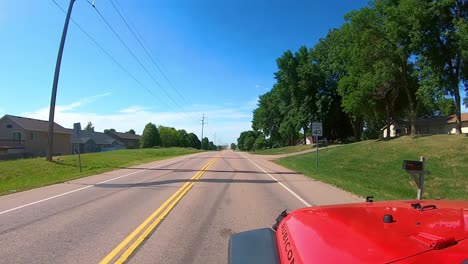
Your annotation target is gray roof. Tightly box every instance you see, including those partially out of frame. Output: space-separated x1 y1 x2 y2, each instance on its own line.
75 130 123 145
2 114 71 134
109 131 141 140
71 136 93 144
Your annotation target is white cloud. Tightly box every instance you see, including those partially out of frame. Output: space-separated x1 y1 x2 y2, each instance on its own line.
119 106 152 113
255 84 260 88
20 94 252 144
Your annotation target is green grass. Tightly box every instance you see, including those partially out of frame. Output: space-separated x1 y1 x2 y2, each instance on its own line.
0 148 201 196
251 144 314 155
276 135 468 200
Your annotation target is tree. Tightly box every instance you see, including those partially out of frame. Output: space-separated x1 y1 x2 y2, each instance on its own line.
411 0 468 133
140 123 161 148
187 133 201 149
104 128 116 135
126 129 136 134
252 88 284 146
85 122 94 132
201 137 209 150
244 136 255 151
208 141 215 150
237 130 262 151
158 126 180 147
230 143 236 150
253 136 266 151
177 129 190 147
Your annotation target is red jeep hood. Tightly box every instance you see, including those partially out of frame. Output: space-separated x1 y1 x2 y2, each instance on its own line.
276 200 468 264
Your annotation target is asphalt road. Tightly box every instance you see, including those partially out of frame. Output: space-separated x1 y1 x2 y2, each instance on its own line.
0 150 361 264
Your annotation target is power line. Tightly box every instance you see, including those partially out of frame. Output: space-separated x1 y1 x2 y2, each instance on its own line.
85 0 194 121
108 0 192 108
49 0 171 124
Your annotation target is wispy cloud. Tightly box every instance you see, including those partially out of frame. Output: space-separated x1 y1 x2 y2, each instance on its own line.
119 106 151 113
20 94 252 144
56 92 112 112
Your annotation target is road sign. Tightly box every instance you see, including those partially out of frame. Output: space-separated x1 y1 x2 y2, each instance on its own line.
312 122 322 136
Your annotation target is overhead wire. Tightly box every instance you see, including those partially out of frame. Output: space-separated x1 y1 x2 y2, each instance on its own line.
49 0 171 124
85 0 195 121
109 0 193 108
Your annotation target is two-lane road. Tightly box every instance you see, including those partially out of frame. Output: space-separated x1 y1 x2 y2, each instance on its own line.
0 150 361 263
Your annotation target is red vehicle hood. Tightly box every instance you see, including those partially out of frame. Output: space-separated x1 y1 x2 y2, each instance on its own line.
276 200 468 263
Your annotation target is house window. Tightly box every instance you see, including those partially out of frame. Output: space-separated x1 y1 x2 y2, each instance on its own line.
12 132 22 142
30 131 34 141
6 124 12 128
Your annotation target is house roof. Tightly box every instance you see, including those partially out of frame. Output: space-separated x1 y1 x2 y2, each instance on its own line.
448 113 468 123
415 113 468 126
71 136 93 144
381 113 468 130
109 131 141 140
2 114 71 134
75 130 123 145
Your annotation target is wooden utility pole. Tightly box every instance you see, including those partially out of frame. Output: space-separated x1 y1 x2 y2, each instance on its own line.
47 0 76 161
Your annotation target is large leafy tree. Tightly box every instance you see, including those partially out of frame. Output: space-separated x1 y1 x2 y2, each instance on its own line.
158 126 180 147
140 123 161 148
411 0 468 133
252 88 284 145
236 130 263 151
177 129 190 148
186 133 201 149
201 137 209 150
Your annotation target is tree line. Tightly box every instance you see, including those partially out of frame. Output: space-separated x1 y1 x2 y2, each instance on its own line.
83 121 220 150
140 122 220 150
237 0 467 150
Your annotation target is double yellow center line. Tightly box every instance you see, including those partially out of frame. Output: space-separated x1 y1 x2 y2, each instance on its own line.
99 157 218 264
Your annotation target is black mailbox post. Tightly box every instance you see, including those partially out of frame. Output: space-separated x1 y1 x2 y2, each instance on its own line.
403 157 429 200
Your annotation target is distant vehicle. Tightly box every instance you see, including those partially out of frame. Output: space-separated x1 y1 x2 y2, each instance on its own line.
229 200 468 263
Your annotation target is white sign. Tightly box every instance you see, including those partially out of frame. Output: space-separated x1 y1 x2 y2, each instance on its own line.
312 122 322 136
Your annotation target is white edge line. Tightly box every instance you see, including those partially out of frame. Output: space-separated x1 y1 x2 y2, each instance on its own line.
241 154 311 207
0 159 181 216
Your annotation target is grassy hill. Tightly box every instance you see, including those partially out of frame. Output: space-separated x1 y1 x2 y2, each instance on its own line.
0 148 200 196
277 135 468 200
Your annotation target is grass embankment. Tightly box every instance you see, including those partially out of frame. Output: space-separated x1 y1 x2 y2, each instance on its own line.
0 148 200 196
251 144 314 155
277 135 468 200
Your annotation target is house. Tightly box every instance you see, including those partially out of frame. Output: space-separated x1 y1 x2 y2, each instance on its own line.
304 136 314 145
71 130 125 153
108 131 141 149
382 113 468 138
0 114 71 157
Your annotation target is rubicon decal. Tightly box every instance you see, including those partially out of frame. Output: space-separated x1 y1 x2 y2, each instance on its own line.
281 223 295 264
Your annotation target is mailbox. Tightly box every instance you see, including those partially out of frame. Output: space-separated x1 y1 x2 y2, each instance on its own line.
402 160 423 171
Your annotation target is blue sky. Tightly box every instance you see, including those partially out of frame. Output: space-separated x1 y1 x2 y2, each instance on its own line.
1 0 465 144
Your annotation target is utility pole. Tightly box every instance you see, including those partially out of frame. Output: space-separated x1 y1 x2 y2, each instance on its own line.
200 114 206 149
46 0 76 161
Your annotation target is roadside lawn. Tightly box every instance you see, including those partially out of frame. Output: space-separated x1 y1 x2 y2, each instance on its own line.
0 148 201 196
276 135 468 200
251 144 314 155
